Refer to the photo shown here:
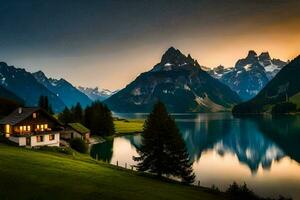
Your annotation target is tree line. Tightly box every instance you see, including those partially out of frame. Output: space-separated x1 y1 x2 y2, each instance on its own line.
58 101 115 136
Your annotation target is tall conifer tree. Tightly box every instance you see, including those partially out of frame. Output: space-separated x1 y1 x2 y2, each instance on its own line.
134 102 195 184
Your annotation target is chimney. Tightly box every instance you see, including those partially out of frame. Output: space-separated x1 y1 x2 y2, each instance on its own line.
18 107 23 114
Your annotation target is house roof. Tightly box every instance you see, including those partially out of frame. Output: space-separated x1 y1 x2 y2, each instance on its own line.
0 107 40 125
0 107 62 126
68 123 90 134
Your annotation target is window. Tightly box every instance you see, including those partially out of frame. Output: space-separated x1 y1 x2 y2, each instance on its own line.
36 124 48 131
5 124 10 134
33 113 37 118
36 136 44 142
20 126 30 132
49 134 55 141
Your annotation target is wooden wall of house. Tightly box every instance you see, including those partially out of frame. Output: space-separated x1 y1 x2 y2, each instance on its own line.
15 111 60 131
60 130 83 140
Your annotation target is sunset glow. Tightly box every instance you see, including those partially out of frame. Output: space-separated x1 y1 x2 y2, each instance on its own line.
1 0 299 90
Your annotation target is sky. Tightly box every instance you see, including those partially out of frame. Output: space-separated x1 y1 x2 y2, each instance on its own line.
0 0 300 90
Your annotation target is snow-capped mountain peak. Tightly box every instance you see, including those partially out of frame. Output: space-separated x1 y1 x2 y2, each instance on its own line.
208 50 287 100
78 86 116 101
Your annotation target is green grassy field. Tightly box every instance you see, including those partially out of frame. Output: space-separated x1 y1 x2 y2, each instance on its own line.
0 144 226 200
114 119 144 134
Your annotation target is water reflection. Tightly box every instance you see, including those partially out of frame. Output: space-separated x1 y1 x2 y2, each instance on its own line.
90 139 114 163
91 113 300 199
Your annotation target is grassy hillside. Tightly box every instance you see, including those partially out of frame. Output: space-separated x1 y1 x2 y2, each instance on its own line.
0 145 225 200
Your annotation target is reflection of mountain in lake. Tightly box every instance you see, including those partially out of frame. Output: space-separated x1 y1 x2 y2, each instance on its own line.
214 119 285 173
126 114 299 173
253 115 300 164
176 116 286 173
92 113 300 174
90 140 114 162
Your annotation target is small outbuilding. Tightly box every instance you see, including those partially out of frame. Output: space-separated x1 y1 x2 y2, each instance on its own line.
61 123 90 142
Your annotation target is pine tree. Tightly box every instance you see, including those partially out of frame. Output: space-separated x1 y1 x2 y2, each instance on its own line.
58 107 72 124
134 102 195 184
73 102 83 123
38 95 53 114
83 101 115 136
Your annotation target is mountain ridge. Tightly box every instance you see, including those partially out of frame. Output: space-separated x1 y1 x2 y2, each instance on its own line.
0 62 65 112
33 71 92 108
208 50 287 100
78 86 116 101
233 55 300 114
104 47 241 113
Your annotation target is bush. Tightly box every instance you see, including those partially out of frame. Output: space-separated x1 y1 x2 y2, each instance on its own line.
70 138 88 153
271 102 297 114
37 146 73 155
226 182 258 200
225 182 292 200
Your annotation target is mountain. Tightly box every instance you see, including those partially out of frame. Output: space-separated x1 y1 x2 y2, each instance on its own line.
0 62 65 112
104 47 241 113
207 65 233 79
33 71 92 108
78 86 115 101
0 85 24 116
233 55 300 114
0 85 24 104
209 51 287 100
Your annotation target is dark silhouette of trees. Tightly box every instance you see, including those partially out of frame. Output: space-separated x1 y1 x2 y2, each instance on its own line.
134 101 195 184
84 101 115 136
58 101 115 136
271 102 297 114
38 95 53 114
72 102 84 123
58 107 73 124
225 182 292 200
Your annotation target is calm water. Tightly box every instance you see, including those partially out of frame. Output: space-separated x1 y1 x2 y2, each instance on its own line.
91 113 300 199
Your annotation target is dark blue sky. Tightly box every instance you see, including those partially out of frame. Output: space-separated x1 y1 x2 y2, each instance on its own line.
0 0 300 90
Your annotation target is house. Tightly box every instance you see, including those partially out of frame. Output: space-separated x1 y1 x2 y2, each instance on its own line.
60 123 90 142
0 107 63 147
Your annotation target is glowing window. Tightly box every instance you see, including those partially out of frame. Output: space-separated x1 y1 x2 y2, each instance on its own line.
20 126 23 131
5 124 10 134
23 126 26 131
44 124 48 129
41 124 44 131
27 126 31 131
33 113 37 118
37 125 40 130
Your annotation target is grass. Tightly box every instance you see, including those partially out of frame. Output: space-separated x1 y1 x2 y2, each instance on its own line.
114 118 144 135
0 144 226 200
290 92 300 108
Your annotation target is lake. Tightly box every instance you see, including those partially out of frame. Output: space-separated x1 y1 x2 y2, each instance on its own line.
90 113 300 199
